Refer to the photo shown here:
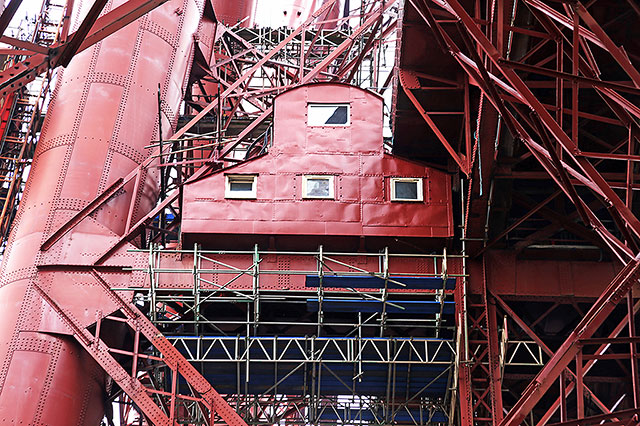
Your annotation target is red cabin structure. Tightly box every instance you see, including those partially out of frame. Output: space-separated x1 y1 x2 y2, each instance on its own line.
182 82 453 250
1 0 636 423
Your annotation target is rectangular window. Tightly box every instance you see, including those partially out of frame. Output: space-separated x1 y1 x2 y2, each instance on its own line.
303 175 334 199
225 174 257 199
307 103 350 126
391 178 423 202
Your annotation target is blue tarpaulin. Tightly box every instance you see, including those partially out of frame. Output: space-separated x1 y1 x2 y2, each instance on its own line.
305 275 456 290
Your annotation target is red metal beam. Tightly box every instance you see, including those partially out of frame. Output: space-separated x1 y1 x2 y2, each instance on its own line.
31 270 248 426
45 0 397 259
0 0 24 36
399 73 470 175
0 0 170 99
500 256 640 426
484 260 503 425
172 0 341 141
56 0 110 66
547 408 640 426
536 299 640 425
456 279 474 426
419 2 640 420
492 293 615 422
447 0 640 242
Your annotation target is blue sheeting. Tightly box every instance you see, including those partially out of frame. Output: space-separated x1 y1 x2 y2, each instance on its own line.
305 275 456 290
306 298 455 314
195 363 450 397
173 337 454 405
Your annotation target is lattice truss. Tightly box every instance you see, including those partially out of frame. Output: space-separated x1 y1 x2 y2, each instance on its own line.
0 0 400 257
0 0 401 257
159 0 399 198
111 246 461 425
399 0 640 425
0 1 418 425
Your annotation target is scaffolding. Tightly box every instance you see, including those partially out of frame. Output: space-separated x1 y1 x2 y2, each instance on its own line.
112 246 463 425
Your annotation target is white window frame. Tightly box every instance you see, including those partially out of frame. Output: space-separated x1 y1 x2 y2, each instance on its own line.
225 174 257 199
307 103 350 127
302 175 335 199
390 177 424 202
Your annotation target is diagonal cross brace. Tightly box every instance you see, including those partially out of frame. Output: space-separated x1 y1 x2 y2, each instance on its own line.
399 74 470 176
32 283 174 425
435 0 640 241
32 270 249 426
500 254 640 426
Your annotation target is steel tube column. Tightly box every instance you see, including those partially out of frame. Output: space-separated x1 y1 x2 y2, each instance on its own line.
0 0 204 422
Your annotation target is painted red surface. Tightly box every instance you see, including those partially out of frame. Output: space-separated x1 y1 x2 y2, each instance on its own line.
182 83 454 249
211 0 254 27
469 250 627 298
0 0 204 422
0 92 15 139
147 251 463 292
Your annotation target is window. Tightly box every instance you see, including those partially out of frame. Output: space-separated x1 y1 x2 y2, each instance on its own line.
303 175 334 199
307 103 350 126
390 178 423 202
225 174 257 199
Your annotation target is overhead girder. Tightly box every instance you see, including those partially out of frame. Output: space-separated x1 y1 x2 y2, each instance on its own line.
0 0 170 99
5 1 400 424
406 0 640 424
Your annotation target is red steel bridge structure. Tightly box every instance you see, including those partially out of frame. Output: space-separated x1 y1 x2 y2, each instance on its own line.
0 0 637 425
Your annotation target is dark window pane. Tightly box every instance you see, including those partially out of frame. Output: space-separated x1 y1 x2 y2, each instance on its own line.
230 181 253 191
325 105 348 124
395 181 418 199
307 178 330 197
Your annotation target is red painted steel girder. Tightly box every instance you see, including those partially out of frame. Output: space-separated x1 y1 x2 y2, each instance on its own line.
546 408 640 426
492 293 626 423
0 0 170 99
60 0 397 251
410 0 640 424
399 68 472 175
0 2 398 423
0 0 25 36
0 0 250 423
32 269 247 426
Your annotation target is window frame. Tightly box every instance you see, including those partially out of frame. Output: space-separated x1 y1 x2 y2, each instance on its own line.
302 175 335 199
225 174 257 199
307 103 351 127
390 177 424 202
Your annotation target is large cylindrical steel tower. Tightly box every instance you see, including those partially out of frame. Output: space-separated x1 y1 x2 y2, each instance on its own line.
0 0 204 422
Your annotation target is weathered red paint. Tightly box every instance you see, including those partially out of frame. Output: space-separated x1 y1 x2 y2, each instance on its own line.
211 0 254 27
182 83 454 249
472 251 629 298
0 0 204 422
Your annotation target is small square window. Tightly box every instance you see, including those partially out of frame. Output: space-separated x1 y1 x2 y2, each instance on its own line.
303 175 334 199
225 174 257 199
307 103 350 126
391 178 423 202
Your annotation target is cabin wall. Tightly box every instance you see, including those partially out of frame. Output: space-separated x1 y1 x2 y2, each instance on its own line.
182 83 453 246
